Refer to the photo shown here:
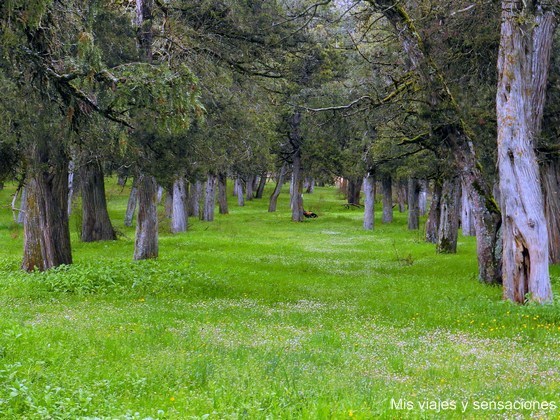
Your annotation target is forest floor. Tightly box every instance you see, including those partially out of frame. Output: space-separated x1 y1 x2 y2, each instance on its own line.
0 180 559 419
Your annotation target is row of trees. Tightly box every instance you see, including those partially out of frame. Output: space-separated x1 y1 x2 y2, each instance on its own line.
1 0 558 304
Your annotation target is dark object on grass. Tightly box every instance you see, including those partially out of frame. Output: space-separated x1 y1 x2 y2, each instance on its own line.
303 210 318 218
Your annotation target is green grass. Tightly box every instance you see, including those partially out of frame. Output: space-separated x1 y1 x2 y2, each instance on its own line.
0 180 559 419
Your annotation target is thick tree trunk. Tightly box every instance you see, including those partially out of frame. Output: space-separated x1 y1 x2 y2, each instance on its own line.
291 151 304 222
496 2 554 302
425 180 442 243
269 163 287 212
171 177 187 234
369 0 503 284
305 177 315 194
164 189 173 218
235 177 245 207
80 160 116 242
363 171 375 230
255 172 267 199
217 172 229 214
541 160 560 264
22 141 72 271
134 173 158 260
17 187 27 224
461 181 476 236
245 175 255 201
124 181 138 227
347 177 363 206
397 180 407 212
437 177 460 254
188 180 202 217
202 173 217 221
407 177 420 230
381 175 393 224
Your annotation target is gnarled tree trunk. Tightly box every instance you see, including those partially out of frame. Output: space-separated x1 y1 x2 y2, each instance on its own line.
245 175 255 201
80 160 116 242
461 180 476 236
134 173 158 260
269 163 287 212
291 151 304 222
407 177 420 230
425 180 442 244
496 1 554 302
188 180 202 217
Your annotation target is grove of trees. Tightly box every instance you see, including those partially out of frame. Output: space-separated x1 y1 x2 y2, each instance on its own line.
1 0 559 304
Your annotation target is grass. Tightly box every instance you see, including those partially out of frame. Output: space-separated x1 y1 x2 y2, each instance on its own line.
0 180 559 419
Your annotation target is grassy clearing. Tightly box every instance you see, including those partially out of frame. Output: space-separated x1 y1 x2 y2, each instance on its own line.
0 181 559 419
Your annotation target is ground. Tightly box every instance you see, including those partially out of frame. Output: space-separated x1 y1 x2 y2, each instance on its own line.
0 181 559 419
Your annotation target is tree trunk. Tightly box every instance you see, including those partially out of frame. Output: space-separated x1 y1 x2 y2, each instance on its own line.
202 173 217 221
22 141 72 271
347 177 363 205
269 163 287 213
217 172 229 214
171 177 187 233
407 177 420 230
291 151 304 222
67 160 75 216
80 160 116 242
134 173 158 260
425 180 442 243
304 177 315 194
381 175 393 223
188 180 202 217
17 187 27 224
461 180 475 236
245 175 255 201
419 179 428 216
397 180 407 212
124 180 138 227
363 171 375 230
541 160 560 264
255 172 267 199
437 177 460 254
164 188 173 218
236 177 245 207
496 1 554 303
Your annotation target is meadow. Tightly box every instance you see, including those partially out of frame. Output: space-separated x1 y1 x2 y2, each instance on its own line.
0 181 559 419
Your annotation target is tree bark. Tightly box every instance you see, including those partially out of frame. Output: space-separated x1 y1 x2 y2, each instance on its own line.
217 172 229 214
17 187 27 224
67 160 75 216
425 180 442 243
419 179 428 216
305 177 315 194
381 175 393 223
134 173 158 260
437 177 460 254
269 163 287 212
363 171 375 230
80 160 116 242
496 1 554 302
461 180 475 236
291 151 304 222
397 180 407 213
202 173 217 221
164 188 173 218
407 177 420 230
255 172 267 199
245 174 255 201
187 180 202 217
541 160 560 264
171 177 187 233
235 177 245 207
125 181 138 227
22 141 72 271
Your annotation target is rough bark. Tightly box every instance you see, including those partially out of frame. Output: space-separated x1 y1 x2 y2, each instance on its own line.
367 0 503 284
171 177 187 233
134 173 158 260
67 160 75 216
255 172 267 199
497 1 554 302
437 177 460 254
188 180 202 217
245 175 255 201
217 172 229 214
363 172 375 230
461 180 476 236
235 177 245 207
407 177 420 230
269 163 287 212
381 175 393 224
80 160 116 242
202 173 217 221
291 151 304 222
17 187 27 224
425 180 442 244
419 179 428 216
397 180 407 213
22 141 72 271
541 160 560 264
125 181 138 227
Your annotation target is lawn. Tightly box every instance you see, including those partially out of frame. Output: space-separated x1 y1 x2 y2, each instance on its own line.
0 181 559 419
